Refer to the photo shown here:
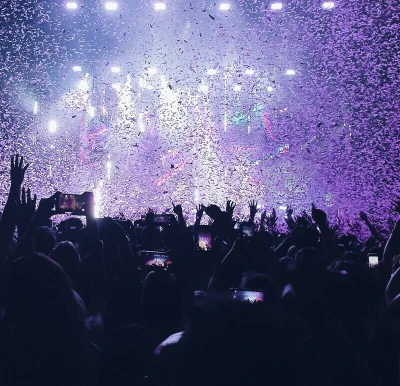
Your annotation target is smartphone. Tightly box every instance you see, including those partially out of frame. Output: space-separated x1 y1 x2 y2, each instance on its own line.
368 254 379 267
141 251 172 268
153 214 170 225
57 192 93 215
198 225 212 251
230 289 264 303
241 223 254 238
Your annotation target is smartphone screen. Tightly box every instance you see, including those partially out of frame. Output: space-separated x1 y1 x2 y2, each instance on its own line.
241 223 254 238
58 194 85 214
142 251 172 268
153 214 170 224
231 289 264 303
198 225 212 251
368 254 379 267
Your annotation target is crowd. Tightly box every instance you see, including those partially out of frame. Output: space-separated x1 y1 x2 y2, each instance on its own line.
0 154 400 386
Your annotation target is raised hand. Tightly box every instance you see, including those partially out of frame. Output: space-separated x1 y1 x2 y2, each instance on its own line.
37 192 60 219
311 203 327 225
260 209 267 224
172 202 183 217
285 205 294 219
196 204 205 221
248 200 259 221
10 154 29 187
225 200 236 218
16 188 37 238
359 211 368 222
266 208 278 229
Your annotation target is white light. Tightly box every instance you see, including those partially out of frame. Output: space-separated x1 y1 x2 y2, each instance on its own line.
111 66 120 73
267 86 274 92
78 79 89 90
105 2 118 10
322 1 334 9
66 2 78 9
106 161 112 169
279 205 287 210
219 3 230 10
198 84 209 93
286 69 296 75
147 67 158 75
48 120 57 133
87 105 95 117
72 65 82 72
112 83 121 91
33 101 38 115
233 84 241 92
154 2 166 10
271 2 283 10
207 69 217 75
245 69 255 75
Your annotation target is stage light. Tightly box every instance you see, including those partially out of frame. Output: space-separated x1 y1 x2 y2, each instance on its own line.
322 1 334 9
233 84 241 92
245 69 255 75
87 105 95 117
112 83 121 90
207 69 217 75
105 2 118 10
78 79 89 90
72 65 82 72
33 101 38 115
271 2 283 10
154 2 166 10
267 86 274 92
198 84 209 93
219 3 230 10
286 69 296 75
48 120 57 133
111 66 120 73
147 67 158 75
66 2 78 9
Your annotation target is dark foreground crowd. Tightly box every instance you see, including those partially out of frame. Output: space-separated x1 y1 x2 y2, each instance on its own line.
0 154 400 386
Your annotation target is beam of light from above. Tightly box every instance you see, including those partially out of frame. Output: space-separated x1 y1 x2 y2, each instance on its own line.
233 84 241 92
111 66 120 73
245 69 255 75
48 120 57 133
270 2 283 10
72 65 82 72
219 3 230 11
66 2 78 9
78 79 89 90
286 69 296 75
207 69 217 75
154 2 166 10
147 67 158 75
33 101 38 115
104 2 118 11
322 1 335 9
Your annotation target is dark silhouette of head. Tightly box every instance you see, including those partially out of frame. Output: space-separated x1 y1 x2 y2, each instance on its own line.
33 226 56 255
50 241 81 283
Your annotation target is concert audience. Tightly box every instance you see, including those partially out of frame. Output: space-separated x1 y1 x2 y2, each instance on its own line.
0 154 399 386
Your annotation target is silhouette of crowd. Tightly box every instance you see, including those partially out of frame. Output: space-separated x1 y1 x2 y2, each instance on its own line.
0 154 399 386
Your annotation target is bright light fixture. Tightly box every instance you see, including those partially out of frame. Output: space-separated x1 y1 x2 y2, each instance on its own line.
111 66 120 73
286 69 296 75
322 1 334 9
219 3 230 10
105 2 118 10
66 2 78 9
245 69 255 75
271 2 283 10
154 2 166 10
233 84 241 92
147 67 158 75
267 86 274 92
48 120 57 133
198 84 209 93
207 69 217 75
72 65 82 72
